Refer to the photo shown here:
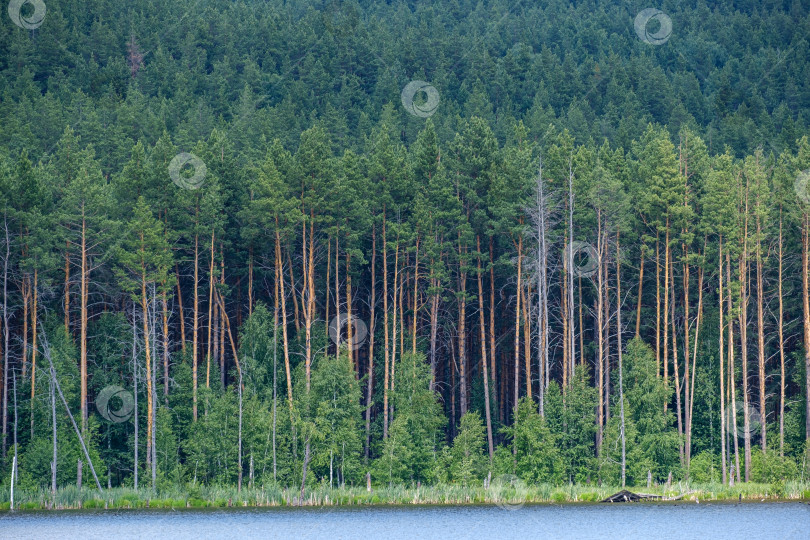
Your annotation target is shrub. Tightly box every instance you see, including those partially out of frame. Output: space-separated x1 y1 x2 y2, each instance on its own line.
750 449 798 483
689 451 720 483
580 492 600 502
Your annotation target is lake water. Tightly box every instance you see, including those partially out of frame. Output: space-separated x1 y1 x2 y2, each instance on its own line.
1 502 808 539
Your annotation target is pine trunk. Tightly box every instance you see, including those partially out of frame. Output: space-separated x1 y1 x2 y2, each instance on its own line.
740 184 752 482
778 213 785 456
803 213 810 454
477 238 494 459
756 209 766 452
80 214 88 435
719 237 727 484
275 226 293 411
192 229 199 421
365 226 376 460
728 252 741 483
513 234 522 418
458 238 468 416
206 231 215 388
141 251 153 471
382 216 390 439
30 269 37 438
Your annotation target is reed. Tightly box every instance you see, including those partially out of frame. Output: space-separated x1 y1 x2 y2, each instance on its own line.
1 481 807 510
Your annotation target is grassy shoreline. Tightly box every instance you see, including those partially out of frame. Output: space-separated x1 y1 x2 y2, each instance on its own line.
2 482 808 511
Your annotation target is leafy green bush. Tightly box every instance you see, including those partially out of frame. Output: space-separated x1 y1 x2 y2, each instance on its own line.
750 449 798 483
689 452 720 483
769 480 786 498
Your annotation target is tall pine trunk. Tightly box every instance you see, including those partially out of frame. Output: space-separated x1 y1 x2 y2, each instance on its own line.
755 196 767 452
458 237 468 416
489 239 498 414
140 242 153 472
382 216 390 438
616 233 626 488
662 226 674 412
728 252 741 483
80 213 88 435
802 213 810 456
2 217 9 457
513 234 522 419
274 225 293 411
192 227 199 421
686 247 704 473
206 231 215 388
477 237 494 459
365 226 376 459
778 211 785 456
596 214 605 455
671 245 683 465
30 269 37 438
719 236 727 484
175 264 185 353
740 182 752 481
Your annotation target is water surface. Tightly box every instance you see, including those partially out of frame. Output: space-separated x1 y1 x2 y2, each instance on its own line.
1 502 807 539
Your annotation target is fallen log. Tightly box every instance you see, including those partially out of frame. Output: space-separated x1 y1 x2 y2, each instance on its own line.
601 490 663 503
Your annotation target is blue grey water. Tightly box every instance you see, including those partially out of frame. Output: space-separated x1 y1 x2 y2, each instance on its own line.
1 502 808 539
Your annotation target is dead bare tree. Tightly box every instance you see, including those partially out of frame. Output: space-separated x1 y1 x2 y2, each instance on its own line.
131 302 139 490
50 359 56 494
567 159 576 384
526 159 558 416
2 215 9 458
40 322 103 494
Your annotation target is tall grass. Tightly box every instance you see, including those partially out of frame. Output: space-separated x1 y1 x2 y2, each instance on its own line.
1 481 807 510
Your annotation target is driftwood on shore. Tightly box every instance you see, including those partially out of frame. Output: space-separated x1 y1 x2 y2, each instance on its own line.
601 490 662 503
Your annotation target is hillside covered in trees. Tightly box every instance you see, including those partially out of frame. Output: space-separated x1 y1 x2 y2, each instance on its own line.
1 0 810 497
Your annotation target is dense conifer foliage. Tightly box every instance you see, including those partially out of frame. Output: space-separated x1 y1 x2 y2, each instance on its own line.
1 0 809 492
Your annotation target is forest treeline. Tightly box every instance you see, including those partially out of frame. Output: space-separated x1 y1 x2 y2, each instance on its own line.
1 0 810 494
